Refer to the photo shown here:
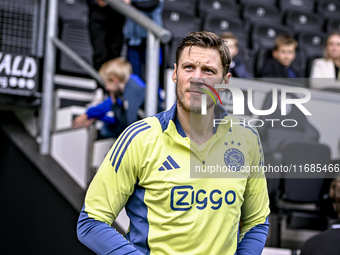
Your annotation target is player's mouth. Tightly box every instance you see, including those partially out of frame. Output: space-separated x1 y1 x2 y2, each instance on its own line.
188 89 204 96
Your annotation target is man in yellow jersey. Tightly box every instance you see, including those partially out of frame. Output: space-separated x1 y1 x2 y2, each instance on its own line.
77 31 270 255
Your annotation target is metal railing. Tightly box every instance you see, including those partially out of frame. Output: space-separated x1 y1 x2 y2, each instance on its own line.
40 0 172 155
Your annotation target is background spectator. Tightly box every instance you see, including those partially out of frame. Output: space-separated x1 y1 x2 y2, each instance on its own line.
301 178 340 255
310 31 340 90
261 35 301 78
87 0 130 71
124 0 163 81
220 32 252 79
72 57 145 138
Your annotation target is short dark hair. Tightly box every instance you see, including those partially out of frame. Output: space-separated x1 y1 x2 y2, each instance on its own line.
175 31 231 77
274 34 298 51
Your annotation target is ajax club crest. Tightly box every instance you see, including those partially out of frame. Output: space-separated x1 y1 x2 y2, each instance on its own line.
224 148 245 172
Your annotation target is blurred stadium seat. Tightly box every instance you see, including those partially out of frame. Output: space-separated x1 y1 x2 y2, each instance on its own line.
257 91 320 154
203 15 249 49
278 0 315 13
58 0 88 21
251 23 291 50
268 140 331 247
162 10 201 68
59 20 93 75
240 0 277 7
326 17 340 32
242 4 282 30
198 0 240 18
284 10 324 34
163 0 197 16
297 31 327 76
162 10 201 38
254 48 272 77
317 0 340 18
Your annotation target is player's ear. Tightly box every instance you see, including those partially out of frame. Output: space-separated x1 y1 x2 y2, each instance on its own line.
222 73 232 84
172 63 177 83
219 73 231 92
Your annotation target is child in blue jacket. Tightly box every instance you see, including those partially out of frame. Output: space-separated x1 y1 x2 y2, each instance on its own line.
73 57 145 138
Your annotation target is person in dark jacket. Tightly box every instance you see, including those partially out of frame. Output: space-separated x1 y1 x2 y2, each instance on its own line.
87 0 130 70
72 57 145 138
124 0 163 81
261 35 301 78
301 178 340 255
220 32 252 79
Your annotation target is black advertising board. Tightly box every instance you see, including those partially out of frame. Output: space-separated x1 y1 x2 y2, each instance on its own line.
0 52 39 95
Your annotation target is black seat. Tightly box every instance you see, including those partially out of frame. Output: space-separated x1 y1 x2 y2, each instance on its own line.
58 0 88 22
297 31 328 58
240 0 277 7
297 31 327 76
162 10 201 68
257 89 331 247
317 0 340 19
203 15 248 49
278 0 315 13
243 4 282 30
255 48 273 77
267 140 331 247
59 20 93 75
163 0 197 16
326 17 340 32
257 91 319 154
285 10 324 34
198 0 240 19
239 48 257 78
162 10 201 39
251 23 291 50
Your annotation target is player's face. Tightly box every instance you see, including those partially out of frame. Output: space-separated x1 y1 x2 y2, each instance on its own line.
105 75 123 96
327 34 340 60
172 46 226 113
273 44 296 68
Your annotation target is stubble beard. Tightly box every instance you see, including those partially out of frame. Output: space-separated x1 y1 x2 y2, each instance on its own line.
176 82 215 114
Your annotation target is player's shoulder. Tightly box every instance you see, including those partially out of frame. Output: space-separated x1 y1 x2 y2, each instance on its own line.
119 104 176 147
119 114 167 144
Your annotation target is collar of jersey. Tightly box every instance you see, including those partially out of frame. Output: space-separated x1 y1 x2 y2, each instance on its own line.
163 102 229 138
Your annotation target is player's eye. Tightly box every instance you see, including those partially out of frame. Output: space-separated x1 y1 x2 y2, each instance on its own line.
205 68 214 74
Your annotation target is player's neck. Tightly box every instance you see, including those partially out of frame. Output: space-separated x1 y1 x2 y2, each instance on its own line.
176 105 214 145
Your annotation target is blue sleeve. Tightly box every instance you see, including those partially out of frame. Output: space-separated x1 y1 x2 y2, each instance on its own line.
86 97 117 125
86 98 112 119
77 205 143 255
237 217 269 255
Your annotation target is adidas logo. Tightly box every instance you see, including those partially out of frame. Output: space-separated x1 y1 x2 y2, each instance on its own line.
158 155 180 171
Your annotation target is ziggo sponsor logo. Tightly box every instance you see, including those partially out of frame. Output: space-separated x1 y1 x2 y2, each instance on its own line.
170 185 236 211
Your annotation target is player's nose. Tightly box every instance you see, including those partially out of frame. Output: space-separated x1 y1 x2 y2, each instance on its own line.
191 68 205 78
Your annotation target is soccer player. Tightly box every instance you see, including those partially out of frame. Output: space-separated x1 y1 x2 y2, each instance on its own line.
77 31 270 255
